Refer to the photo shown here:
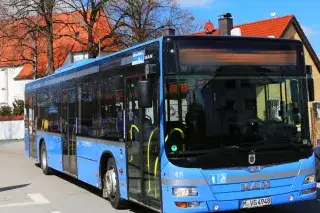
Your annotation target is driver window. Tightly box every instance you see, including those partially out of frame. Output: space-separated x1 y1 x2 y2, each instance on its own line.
256 78 300 126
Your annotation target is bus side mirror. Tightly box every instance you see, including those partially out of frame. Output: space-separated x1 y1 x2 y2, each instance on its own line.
138 79 152 108
306 65 314 102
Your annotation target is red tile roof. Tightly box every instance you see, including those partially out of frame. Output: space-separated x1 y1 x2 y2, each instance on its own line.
0 10 116 80
195 15 294 38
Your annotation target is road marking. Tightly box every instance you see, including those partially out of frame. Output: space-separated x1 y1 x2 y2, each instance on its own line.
0 193 50 208
51 211 61 213
28 193 50 204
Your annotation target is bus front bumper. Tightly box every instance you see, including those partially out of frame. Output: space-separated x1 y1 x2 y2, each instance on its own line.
168 188 317 212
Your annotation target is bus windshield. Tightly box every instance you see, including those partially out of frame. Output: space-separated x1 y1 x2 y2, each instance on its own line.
163 41 310 167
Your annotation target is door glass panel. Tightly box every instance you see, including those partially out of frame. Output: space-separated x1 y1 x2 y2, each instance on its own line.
62 91 69 172
26 94 36 158
24 96 29 154
127 77 141 197
143 76 160 209
68 89 77 176
30 95 37 158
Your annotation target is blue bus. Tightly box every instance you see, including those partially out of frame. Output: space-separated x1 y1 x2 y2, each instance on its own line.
24 36 317 212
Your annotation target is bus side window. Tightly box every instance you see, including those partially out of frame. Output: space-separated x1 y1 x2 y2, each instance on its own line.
98 73 124 141
37 87 49 132
47 84 60 133
78 76 97 137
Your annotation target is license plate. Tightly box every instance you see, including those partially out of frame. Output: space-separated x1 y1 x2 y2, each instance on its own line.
241 197 272 209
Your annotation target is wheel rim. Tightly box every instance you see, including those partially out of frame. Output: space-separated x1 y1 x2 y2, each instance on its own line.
41 148 47 169
105 168 117 197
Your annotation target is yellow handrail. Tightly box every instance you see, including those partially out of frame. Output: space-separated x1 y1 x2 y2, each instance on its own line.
129 125 139 162
147 127 159 192
154 157 159 197
154 128 184 197
165 128 185 142
130 125 139 139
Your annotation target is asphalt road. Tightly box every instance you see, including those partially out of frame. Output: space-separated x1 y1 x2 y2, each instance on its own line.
0 140 319 213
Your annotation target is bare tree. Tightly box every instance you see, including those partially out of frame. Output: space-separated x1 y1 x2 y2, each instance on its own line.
59 0 119 58
60 0 199 58
107 0 200 44
0 15 46 79
0 0 63 75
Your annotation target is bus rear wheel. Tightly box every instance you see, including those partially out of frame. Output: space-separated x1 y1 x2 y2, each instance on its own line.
103 158 128 209
40 143 51 175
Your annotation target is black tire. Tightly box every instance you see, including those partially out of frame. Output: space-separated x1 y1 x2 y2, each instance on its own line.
102 158 128 209
316 157 320 182
40 143 51 175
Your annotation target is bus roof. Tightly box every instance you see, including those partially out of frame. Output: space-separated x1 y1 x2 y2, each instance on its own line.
25 35 302 92
25 36 163 90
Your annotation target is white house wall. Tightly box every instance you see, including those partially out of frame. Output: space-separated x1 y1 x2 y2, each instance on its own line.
0 66 31 107
0 69 8 106
0 120 24 140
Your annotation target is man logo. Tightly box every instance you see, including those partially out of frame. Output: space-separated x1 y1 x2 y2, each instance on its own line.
248 151 256 165
241 181 270 191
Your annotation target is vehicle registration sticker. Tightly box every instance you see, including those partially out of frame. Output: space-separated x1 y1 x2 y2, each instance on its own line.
241 197 271 209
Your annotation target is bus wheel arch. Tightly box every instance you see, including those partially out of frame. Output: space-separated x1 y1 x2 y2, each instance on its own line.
100 151 113 190
100 151 128 209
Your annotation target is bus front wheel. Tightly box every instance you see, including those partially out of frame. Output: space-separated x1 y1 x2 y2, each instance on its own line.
103 158 128 209
40 143 51 175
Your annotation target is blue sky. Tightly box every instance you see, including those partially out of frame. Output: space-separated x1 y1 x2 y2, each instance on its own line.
178 0 319 56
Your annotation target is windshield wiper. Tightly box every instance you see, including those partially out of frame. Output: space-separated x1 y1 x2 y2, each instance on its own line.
168 145 241 159
183 146 242 163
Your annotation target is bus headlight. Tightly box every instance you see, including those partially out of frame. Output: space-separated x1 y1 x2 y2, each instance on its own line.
304 175 315 184
173 187 198 197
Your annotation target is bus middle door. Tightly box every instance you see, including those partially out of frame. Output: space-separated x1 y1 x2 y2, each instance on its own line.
61 89 77 176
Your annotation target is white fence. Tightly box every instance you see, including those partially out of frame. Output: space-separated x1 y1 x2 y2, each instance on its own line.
0 120 24 140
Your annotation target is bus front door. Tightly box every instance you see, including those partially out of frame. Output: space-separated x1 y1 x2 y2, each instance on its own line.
61 89 77 176
126 75 161 210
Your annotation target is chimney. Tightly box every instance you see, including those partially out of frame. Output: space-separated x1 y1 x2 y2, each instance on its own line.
163 27 175 36
218 13 233 36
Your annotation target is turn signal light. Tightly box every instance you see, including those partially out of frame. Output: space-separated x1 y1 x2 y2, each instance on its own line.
175 202 188 208
301 187 317 195
175 202 201 208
